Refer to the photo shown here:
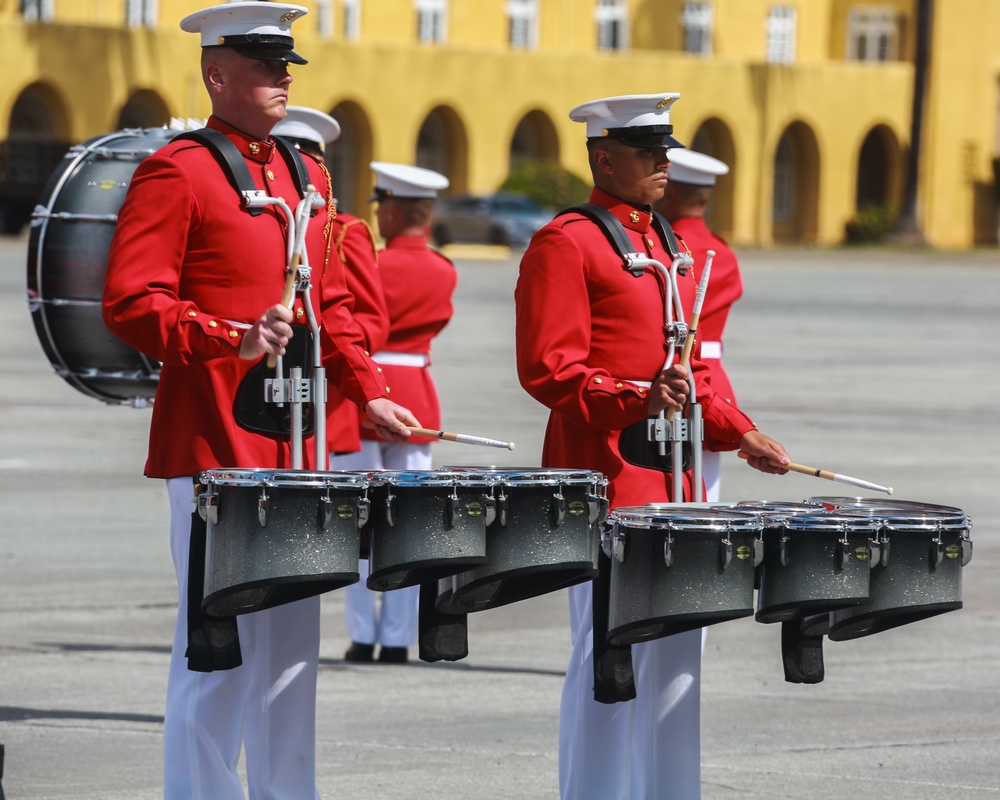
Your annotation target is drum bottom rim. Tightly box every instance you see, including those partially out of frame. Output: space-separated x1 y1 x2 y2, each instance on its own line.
202 572 360 617
443 561 598 613
755 595 868 624
827 601 962 641
608 608 754 646
367 555 488 592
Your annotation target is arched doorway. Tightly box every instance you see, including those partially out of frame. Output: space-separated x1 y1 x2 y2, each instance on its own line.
855 124 901 210
688 118 736 239
509 109 559 171
327 101 373 216
416 105 468 195
116 90 171 131
771 121 820 243
1 83 71 233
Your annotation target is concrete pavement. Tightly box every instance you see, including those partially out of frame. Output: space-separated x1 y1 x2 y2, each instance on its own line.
2 233 999 799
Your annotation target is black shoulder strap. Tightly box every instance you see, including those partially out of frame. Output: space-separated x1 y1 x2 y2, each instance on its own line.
271 135 311 200
172 128 267 216
651 210 683 259
559 203 638 267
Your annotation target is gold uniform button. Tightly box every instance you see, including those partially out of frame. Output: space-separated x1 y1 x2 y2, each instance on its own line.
615 382 623 389
248 142 260 155
295 308 304 319
377 367 383 374
647 238 655 248
385 386 391 394
208 320 218 328
629 210 640 223
594 377 603 384
229 331 239 339
267 170 275 181
638 387 646 394
187 311 197 318
364 350 370 356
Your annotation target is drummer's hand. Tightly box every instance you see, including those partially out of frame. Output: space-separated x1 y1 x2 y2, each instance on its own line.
738 431 790 474
365 398 417 443
239 304 294 360
646 364 690 415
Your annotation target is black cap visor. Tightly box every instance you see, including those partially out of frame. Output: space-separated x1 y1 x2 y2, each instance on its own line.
219 34 307 65
598 124 685 149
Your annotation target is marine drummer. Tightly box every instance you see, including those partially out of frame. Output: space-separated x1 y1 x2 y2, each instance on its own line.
514 93 790 799
101 4 417 797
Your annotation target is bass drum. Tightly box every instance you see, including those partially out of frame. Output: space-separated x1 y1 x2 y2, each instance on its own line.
26 127 176 406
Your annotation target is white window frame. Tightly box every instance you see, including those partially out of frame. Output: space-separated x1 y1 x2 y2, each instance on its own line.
766 4 797 64
314 0 333 38
20 0 55 22
681 2 713 56
125 0 158 28
595 0 629 52
847 7 899 62
416 0 448 45
343 0 362 41
507 0 538 51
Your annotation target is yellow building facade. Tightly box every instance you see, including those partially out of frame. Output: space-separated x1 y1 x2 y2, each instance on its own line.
1 0 997 248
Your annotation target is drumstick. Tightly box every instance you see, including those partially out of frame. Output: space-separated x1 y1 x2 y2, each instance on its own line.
362 420 514 450
666 250 714 421
738 452 893 495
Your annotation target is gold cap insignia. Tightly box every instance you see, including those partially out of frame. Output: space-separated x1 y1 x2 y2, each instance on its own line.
655 97 672 109
629 211 640 223
280 12 300 22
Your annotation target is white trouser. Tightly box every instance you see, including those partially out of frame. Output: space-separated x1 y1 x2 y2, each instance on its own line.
702 450 722 503
331 441 428 647
559 582 704 800
164 478 322 800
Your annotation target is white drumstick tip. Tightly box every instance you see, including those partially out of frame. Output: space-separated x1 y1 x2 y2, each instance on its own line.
887 487 894 495
508 442 515 450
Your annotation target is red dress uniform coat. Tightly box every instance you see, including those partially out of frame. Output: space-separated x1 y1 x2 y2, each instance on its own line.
515 188 755 508
103 117 389 478
323 213 390 454
671 215 743 412
359 235 457 446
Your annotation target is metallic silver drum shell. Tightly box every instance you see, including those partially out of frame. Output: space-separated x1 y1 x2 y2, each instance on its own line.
438 468 605 613
753 513 876 625
200 469 366 617
366 471 492 591
606 506 760 646
827 509 971 641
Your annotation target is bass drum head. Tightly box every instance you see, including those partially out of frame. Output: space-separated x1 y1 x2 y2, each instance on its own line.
26 127 176 406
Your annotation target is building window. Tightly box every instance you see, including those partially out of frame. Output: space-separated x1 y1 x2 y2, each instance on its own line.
681 2 713 56
507 0 538 51
595 0 629 52
343 0 361 40
20 0 54 22
765 4 797 64
315 0 333 38
847 7 898 62
416 0 448 45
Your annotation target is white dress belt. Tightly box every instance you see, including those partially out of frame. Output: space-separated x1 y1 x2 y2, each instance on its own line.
699 341 722 360
372 351 430 368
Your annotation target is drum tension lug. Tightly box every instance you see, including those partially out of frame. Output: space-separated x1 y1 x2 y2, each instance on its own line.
961 535 973 567
752 536 764 568
483 494 497 527
551 489 566 528
357 496 370 529
663 532 674 568
446 490 460 529
318 492 333 532
779 534 791 567
719 536 733 571
385 491 396 528
836 535 850 571
880 535 891 568
497 490 508 527
198 490 219 525
257 488 269 528
929 534 944 570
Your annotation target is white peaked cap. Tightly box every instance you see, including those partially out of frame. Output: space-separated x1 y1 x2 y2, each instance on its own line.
370 161 450 200
273 106 341 146
180 2 308 63
667 149 730 186
568 93 684 148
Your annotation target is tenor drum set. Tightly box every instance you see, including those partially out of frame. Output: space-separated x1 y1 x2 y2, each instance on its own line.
24 126 976 676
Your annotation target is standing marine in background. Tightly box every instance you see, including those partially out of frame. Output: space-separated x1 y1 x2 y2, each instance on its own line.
653 148 741 502
334 161 456 665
